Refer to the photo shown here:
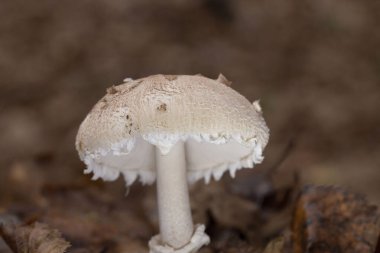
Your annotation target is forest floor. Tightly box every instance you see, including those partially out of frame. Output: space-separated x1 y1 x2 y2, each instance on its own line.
0 0 380 252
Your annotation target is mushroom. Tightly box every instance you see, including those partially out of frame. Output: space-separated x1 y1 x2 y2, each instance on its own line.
75 74 269 253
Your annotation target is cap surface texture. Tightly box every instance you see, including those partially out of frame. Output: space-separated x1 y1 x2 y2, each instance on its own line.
76 74 269 185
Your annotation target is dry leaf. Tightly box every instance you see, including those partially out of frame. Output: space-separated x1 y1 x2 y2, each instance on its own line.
263 236 285 253
290 185 380 253
0 221 70 253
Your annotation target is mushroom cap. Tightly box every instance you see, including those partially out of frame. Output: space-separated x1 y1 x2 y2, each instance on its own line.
76 74 269 186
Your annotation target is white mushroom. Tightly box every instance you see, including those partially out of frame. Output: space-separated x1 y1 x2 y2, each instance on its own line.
75 74 269 253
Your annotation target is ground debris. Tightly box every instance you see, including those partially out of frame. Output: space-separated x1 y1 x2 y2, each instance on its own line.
287 185 380 253
1 181 379 253
0 218 70 253
263 235 286 253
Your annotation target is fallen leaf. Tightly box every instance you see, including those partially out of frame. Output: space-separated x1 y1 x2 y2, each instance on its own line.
263 235 285 253
290 185 380 253
0 221 70 253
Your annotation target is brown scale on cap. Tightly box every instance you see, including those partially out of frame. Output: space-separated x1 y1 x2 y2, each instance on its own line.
216 73 232 86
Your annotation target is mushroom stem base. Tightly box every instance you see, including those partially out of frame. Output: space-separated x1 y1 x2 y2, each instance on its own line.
149 224 210 253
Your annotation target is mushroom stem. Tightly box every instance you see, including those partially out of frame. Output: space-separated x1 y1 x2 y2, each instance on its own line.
156 141 194 249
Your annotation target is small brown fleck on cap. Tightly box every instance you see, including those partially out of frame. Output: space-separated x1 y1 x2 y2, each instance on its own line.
216 73 232 86
157 103 167 112
106 86 118 94
164 75 178 81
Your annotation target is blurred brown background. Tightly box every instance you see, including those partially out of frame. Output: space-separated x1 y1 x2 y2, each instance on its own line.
0 0 379 208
